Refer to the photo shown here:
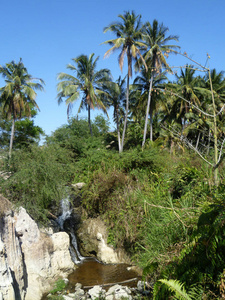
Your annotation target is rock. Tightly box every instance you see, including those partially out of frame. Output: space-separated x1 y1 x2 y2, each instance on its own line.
63 295 74 300
75 282 83 290
71 182 85 190
105 284 132 300
96 233 119 264
77 217 130 264
88 285 106 300
74 287 85 299
0 203 76 300
0 238 15 300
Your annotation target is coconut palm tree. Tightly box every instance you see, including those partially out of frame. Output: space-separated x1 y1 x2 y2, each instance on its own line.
103 76 126 152
132 67 167 140
102 11 147 152
57 53 111 136
0 59 44 157
141 20 180 147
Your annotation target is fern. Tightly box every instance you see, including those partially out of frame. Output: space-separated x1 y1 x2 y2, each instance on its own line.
156 279 202 300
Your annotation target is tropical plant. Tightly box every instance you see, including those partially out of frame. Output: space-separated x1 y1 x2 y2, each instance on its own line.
0 59 44 157
57 53 111 135
132 67 167 141
103 76 126 152
153 279 202 300
103 11 147 152
141 20 179 147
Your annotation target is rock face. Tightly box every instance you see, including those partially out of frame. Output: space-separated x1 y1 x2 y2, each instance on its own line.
0 201 75 300
77 217 130 264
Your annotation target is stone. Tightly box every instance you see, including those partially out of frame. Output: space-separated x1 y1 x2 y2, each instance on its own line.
77 217 130 264
88 285 106 299
71 182 85 190
0 203 76 300
105 284 132 300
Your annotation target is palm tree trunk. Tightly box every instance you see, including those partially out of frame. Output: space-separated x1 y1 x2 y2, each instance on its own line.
149 105 153 141
9 117 15 158
142 74 153 148
116 109 122 153
88 104 93 136
121 74 129 152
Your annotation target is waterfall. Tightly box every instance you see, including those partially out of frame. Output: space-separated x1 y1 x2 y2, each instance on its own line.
57 197 84 264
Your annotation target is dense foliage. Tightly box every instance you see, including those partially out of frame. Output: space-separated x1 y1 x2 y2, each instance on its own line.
0 9 225 300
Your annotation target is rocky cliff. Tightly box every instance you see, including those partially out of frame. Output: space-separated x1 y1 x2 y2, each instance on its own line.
0 195 75 300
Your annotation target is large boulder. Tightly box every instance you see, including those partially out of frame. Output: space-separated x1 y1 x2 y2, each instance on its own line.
0 199 76 300
77 217 130 264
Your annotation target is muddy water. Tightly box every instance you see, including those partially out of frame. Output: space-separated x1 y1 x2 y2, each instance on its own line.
67 258 140 291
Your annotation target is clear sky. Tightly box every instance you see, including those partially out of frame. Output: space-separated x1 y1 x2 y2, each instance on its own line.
1 0 224 138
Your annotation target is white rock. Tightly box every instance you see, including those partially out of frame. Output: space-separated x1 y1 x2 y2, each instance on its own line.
88 285 105 299
0 205 76 300
105 285 132 300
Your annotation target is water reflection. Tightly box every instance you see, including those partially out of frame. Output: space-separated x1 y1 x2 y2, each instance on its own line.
67 258 140 291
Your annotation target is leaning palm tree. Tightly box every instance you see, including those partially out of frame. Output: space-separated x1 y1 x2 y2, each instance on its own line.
102 10 147 152
0 59 44 157
141 20 180 147
57 53 111 136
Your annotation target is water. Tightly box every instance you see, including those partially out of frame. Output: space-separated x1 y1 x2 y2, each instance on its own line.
57 197 84 264
67 258 140 291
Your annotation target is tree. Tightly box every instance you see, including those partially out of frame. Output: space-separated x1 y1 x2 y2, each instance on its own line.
0 114 44 149
103 11 146 152
132 67 167 140
141 20 179 147
103 76 126 152
0 59 44 157
57 53 111 136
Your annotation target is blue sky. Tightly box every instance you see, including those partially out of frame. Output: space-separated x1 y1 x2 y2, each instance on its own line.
1 0 224 138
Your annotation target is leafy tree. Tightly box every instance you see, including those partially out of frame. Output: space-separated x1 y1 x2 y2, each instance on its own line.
0 59 44 157
57 53 111 136
141 20 179 147
0 117 44 149
103 11 146 152
93 115 110 135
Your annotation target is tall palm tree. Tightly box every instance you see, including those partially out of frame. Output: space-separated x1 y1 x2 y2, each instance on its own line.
133 67 167 140
141 20 180 147
103 76 126 152
102 11 147 152
57 53 111 136
0 59 44 157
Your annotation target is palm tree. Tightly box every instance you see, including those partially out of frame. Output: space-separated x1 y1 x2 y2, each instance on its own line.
102 11 147 152
0 59 44 157
141 20 180 147
133 67 167 140
103 76 126 152
57 53 111 136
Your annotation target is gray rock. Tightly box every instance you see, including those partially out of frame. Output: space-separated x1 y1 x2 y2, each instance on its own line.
74 287 85 299
75 282 83 290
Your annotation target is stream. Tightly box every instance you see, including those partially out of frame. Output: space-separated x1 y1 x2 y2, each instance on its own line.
43 197 141 297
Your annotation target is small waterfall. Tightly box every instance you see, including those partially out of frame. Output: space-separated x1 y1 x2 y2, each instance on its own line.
57 197 84 264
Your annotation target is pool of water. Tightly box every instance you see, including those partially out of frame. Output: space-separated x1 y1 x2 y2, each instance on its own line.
67 258 140 291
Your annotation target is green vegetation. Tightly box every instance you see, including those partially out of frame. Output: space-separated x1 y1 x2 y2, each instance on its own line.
0 9 225 300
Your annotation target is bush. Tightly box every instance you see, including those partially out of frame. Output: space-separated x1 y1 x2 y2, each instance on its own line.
1 144 75 222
